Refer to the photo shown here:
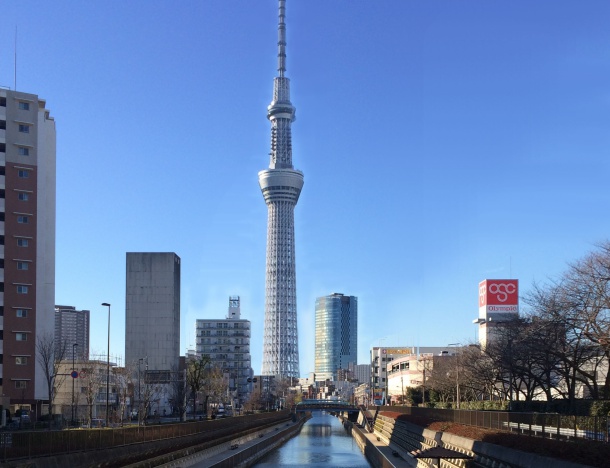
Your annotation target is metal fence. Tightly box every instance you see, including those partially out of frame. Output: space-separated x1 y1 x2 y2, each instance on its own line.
374 406 609 443
0 411 290 462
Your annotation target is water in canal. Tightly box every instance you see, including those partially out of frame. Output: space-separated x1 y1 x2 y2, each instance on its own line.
254 411 372 467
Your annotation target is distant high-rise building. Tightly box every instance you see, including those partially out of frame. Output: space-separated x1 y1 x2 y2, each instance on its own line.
0 88 56 410
54 305 90 359
259 0 304 379
349 363 371 385
315 293 358 381
125 253 180 375
195 296 252 406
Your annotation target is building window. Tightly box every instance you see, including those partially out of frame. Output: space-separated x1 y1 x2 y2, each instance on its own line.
18 125 30 133
15 356 28 365
17 216 29 224
18 193 29 201
17 238 29 247
15 332 28 341
18 170 29 178
18 102 30 111
18 147 29 156
16 309 28 318
15 381 27 389
17 262 28 270
17 285 28 294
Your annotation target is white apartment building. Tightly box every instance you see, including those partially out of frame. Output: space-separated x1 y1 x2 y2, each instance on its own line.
195 296 252 407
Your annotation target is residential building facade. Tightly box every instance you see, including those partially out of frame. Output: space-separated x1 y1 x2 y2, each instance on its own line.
315 293 357 381
195 296 252 407
386 350 455 404
370 347 416 404
54 305 90 360
0 88 56 413
54 359 118 422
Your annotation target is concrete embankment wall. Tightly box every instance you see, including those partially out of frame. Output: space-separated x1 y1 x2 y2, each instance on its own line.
373 413 593 468
3 412 296 468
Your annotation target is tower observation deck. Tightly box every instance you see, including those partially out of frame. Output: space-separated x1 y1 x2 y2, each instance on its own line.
259 0 303 378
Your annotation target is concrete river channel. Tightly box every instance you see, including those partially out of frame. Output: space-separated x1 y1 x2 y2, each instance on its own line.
251 411 371 468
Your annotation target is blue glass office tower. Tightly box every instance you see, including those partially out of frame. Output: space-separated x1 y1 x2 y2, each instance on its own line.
315 293 358 381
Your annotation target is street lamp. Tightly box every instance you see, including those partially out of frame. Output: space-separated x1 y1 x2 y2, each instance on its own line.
448 343 461 409
102 303 111 425
72 343 78 425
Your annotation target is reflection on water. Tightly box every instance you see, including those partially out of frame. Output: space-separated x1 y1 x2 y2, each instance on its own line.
254 412 371 467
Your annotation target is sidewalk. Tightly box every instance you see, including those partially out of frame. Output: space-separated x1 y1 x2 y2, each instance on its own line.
358 426 418 468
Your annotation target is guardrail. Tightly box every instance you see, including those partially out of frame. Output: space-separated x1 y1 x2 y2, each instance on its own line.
373 405 609 443
0 411 291 463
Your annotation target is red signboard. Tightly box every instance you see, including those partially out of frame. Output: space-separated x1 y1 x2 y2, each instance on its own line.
479 279 519 307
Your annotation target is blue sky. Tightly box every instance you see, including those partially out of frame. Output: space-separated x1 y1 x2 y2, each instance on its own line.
2 1 609 377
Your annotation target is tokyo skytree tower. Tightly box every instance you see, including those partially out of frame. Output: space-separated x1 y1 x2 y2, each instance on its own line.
259 0 303 378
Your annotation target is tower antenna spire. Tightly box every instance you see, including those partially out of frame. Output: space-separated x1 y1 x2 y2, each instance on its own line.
277 0 287 77
259 0 304 379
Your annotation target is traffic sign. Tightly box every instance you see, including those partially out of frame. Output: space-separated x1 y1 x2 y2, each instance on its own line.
71 371 78 379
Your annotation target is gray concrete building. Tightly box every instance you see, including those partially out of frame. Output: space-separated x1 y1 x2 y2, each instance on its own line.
54 305 90 360
125 253 180 376
0 88 56 413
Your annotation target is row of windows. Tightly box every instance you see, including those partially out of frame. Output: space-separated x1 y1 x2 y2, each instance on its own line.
0 236 31 247
0 261 30 270
0 145 29 157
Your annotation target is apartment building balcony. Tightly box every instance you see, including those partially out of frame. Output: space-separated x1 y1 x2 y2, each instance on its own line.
230 331 250 337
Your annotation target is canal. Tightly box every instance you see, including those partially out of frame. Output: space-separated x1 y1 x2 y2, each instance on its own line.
254 411 372 467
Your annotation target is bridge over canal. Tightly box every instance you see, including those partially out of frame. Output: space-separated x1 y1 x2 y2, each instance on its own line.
293 399 360 413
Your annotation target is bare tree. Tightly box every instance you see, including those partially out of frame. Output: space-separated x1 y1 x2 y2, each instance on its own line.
426 357 457 404
186 355 210 418
169 366 187 421
36 332 68 426
243 387 264 413
526 281 602 407
203 364 228 414
81 362 106 426
114 365 134 425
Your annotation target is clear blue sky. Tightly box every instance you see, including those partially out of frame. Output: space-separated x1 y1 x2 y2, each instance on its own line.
2 1 609 377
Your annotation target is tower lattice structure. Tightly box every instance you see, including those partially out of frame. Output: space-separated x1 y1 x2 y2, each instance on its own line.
259 0 303 378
